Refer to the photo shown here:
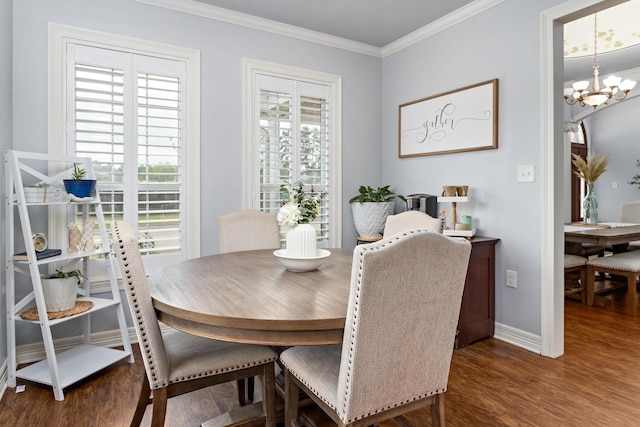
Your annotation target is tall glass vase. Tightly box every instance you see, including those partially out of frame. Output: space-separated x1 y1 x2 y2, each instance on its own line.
582 183 598 225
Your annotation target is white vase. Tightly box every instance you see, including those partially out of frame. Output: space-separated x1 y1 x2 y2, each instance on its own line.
286 223 317 258
42 277 78 312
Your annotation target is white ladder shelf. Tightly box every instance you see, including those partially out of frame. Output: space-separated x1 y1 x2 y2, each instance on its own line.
4 150 133 401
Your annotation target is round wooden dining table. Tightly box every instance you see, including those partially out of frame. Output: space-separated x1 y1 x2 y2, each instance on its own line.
151 248 354 346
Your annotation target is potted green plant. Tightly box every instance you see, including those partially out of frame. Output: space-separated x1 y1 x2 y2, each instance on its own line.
349 185 406 238
63 163 97 198
41 268 83 312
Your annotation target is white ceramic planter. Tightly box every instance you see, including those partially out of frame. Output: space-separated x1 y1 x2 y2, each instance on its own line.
351 201 395 238
42 277 78 312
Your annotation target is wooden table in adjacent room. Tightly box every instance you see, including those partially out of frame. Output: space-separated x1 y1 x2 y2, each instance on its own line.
564 223 640 255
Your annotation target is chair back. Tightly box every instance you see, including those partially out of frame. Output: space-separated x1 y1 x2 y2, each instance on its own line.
218 209 281 253
383 210 442 237
620 201 640 224
336 229 471 423
111 220 170 389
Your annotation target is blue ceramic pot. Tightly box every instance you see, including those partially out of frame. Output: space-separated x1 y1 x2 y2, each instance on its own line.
63 179 97 198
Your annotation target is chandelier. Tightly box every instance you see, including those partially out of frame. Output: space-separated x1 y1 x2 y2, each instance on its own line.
564 13 636 109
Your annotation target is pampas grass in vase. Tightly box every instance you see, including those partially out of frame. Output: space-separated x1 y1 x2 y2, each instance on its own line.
571 152 609 225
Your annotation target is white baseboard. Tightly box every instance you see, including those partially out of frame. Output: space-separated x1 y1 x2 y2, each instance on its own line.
493 322 541 354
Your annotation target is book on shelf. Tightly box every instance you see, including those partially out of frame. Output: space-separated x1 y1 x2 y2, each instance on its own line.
13 248 62 261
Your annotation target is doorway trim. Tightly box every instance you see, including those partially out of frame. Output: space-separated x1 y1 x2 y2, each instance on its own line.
540 0 628 358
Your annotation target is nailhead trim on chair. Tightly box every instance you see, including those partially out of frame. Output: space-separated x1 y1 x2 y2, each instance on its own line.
342 229 443 424
114 222 277 390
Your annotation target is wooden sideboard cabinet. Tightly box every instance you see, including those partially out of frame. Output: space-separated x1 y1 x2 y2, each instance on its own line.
455 236 499 349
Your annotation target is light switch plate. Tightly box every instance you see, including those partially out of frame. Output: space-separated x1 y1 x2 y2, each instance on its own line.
517 165 535 183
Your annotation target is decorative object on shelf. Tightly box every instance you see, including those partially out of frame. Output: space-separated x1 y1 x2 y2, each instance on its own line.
571 152 608 225
399 79 498 157
63 163 97 198
442 185 457 197
278 180 326 258
41 268 83 312
438 191 476 237
32 232 47 252
24 183 63 203
20 300 94 321
273 248 331 272
13 248 62 261
68 222 95 252
349 185 406 239
563 13 635 109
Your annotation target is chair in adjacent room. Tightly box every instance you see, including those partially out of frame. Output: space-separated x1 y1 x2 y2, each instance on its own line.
586 251 640 316
620 201 640 250
218 209 281 254
111 221 277 427
564 254 587 303
280 230 472 427
218 209 281 404
382 210 443 238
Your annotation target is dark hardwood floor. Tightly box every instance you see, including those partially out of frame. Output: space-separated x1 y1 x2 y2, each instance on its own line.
1 288 639 426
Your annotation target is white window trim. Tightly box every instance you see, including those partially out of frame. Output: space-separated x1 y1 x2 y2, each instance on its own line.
242 58 343 247
48 23 201 266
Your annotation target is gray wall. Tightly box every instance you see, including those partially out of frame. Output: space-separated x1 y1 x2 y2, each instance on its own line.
382 0 564 335
587 96 640 221
1 0 13 364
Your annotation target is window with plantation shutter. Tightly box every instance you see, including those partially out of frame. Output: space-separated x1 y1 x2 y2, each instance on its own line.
54 39 198 272
245 61 342 248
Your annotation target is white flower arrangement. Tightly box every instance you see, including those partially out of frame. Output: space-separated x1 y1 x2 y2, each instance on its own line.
277 180 326 226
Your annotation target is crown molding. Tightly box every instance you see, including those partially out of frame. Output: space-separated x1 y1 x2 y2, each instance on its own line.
134 0 504 58
381 0 507 58
133 0 381 57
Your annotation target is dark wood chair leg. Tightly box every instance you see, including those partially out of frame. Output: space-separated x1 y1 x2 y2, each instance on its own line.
130 374 151 427
237 379 247 406
247 376 255 402
150 387 168 427
431 393 445 427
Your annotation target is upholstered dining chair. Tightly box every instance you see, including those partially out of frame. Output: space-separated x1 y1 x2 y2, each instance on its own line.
111 221 277 427
218 209 281 253
383 210 443 238
620 201 640 250
564 254 587 304
280 229 472 427
218 209 281 404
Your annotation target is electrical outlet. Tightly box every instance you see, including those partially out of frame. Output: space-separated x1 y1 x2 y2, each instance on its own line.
506 270 517 288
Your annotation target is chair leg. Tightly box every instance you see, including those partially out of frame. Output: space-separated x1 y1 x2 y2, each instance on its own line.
626 272 637 316
247 376 255 402
284 369 300 427
262 363 277 427
237 379 247 406
150 387 168 427
431 393 445 427
579 267 587 304
130 373 151 427
586 266 596 306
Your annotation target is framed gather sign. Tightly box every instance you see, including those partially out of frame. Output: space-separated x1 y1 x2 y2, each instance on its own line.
398 79 498 158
